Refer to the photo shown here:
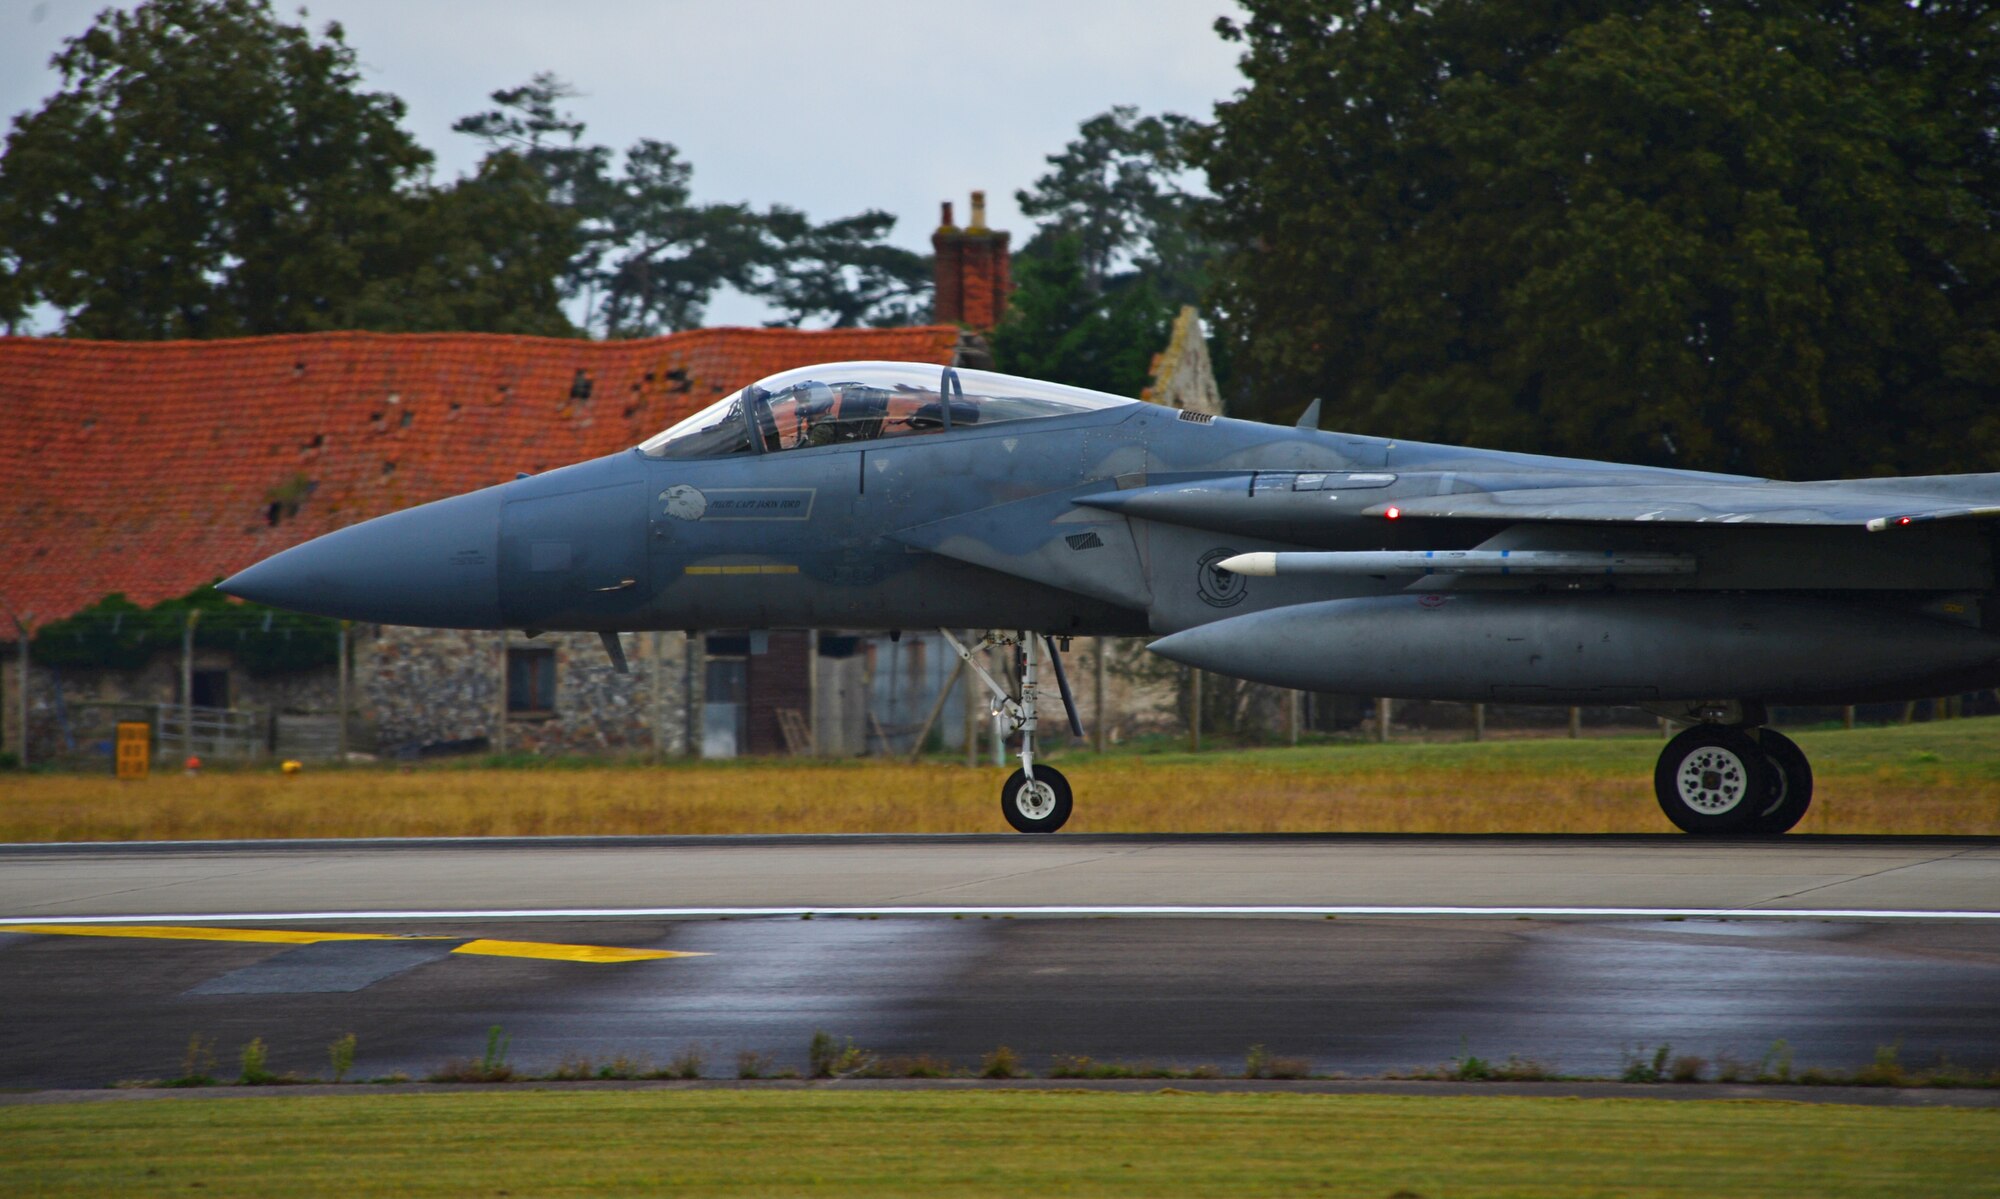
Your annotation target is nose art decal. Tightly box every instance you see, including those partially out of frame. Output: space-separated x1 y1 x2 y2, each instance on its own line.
661 485 708 520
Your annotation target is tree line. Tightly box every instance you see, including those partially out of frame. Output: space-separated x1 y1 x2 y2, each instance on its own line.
3 0 1995 481
0 0 927 341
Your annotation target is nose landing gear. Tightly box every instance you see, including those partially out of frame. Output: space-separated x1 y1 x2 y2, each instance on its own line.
940 629 1084 833
1653 720 1814 835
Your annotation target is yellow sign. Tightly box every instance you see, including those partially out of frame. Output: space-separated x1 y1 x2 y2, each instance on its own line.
114 722 150 780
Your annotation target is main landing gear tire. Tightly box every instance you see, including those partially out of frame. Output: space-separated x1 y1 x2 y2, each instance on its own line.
1001 765 1073 834
1654 725 1776 834
1745 727 1814 835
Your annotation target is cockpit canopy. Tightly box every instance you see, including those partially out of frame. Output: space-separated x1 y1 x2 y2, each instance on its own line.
638 361 1135 460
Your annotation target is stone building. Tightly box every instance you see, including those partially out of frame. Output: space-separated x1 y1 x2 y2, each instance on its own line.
0 323 973 763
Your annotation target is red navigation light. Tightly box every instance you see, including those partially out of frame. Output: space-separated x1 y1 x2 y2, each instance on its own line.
1897 516 1913 526
1384 506 1402 520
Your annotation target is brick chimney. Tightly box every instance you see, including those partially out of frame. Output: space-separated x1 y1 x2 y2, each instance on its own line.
932 190 1011 329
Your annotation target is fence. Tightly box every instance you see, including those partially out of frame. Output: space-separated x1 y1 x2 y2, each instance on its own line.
67 700 266 763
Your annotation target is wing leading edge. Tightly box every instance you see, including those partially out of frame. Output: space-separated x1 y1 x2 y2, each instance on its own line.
1076 473 2000 534
1371 482 2000 532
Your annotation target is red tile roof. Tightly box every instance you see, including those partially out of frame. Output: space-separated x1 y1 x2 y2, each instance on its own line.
0 326 963 626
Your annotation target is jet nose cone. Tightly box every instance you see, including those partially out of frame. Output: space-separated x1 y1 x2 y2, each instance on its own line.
217 557 304 609
220 487 504 627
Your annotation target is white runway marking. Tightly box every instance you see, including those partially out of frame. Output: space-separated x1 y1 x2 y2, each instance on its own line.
2 905 1997 924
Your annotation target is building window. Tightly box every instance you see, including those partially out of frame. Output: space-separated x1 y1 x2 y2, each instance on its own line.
507 647 557 715
185 669 230 710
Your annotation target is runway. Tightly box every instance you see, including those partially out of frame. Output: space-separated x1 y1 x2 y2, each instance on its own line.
2 835 1997 1089
4 833 1997 919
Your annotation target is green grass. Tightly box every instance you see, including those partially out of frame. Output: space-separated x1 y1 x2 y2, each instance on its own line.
8 715 2000 839
1 1090 1994 1197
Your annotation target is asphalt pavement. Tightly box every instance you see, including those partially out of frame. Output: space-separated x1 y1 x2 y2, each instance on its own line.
1 835 1996 1090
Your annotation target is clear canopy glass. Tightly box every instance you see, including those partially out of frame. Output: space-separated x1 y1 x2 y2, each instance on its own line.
638 361 1135 459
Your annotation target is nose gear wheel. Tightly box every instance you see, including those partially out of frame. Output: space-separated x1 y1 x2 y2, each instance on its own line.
1002 765 1073 833
941 629 1080 833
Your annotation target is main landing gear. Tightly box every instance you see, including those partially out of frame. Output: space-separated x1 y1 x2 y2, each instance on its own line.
1653 716 1813 835
940 629 1086 833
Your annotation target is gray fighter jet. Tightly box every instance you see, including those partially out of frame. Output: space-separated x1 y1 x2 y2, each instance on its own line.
222 361 2000 835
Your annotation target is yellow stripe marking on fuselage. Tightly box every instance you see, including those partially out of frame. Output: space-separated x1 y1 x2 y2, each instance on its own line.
683 564 800 576
10 924 697 964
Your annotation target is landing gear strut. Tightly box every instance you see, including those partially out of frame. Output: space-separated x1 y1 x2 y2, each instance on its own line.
940 630 1084 833
1653 720 1814 835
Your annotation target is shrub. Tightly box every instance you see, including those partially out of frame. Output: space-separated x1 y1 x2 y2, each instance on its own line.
1490 1056 1555 1082
856 1054 957 1079
1669 1055 1708 1083
169 1034 218 1087
1246 1045 1313 1080
662 1047 704 1080
238 1037 276 1085
328 1032 356 1084
428 1025 515 1083
1853 1043 1908 1087
736 1050 774 1080
807 1030 873 1079
1712 1051 1748 1083
980 1046 1024 1079
1620 1044 1671 1084
1758 1039 1795 1083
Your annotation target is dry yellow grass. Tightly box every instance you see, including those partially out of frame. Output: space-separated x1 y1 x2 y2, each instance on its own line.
4 719 1999 840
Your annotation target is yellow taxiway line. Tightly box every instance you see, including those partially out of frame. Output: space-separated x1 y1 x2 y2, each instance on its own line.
7 924 700 964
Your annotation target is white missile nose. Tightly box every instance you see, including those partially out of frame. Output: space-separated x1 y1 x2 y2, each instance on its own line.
1216 552 1278 577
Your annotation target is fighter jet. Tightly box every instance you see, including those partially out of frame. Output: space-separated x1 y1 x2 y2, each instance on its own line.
222 361 2000 835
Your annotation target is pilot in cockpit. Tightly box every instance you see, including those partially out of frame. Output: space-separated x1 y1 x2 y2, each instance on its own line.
780 383 970 450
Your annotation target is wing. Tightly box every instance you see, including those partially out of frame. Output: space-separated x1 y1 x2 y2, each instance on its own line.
1379 482 2000 531
1076 471 2000 536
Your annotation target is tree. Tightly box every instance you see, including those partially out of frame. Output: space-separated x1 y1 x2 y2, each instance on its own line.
1195 0 2000 478
0 0 575 338
1016 105 1213 305
344 152 579 337
991 235 1172 397
753 208 931 328
457 76 931 335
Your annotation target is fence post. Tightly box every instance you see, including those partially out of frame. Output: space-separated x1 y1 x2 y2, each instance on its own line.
1190 668 1203 752
1288 689 1300 747
13 613 31 767
1568 706 1582 739
493 632 508 755
336 621 350 760
1376 697 1391 743
650 632 665 760
963 642 979 768
181 609 199 760
684 633 700 758
1093 638 1107 754
807 629 820 756
1472 702 1486 743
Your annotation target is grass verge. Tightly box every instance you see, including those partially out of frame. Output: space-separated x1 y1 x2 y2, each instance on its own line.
5 718 2000 840
3 1090 1996 1197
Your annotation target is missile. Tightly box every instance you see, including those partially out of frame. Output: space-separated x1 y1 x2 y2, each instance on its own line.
1147 592 2000 704
1074 473 1402 540
1216 550 1696 577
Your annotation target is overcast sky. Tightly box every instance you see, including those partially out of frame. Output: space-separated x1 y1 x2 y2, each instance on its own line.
3 0 1248 327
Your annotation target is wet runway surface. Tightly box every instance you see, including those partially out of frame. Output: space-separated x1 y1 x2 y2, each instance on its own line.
3 836 1997 1089
4 914 2000 1089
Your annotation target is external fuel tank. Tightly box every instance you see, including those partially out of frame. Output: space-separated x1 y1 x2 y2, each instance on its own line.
1147 591 2000 704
